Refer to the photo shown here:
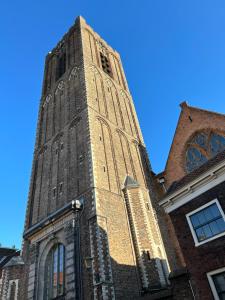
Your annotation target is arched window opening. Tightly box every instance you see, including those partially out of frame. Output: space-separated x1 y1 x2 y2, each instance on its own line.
185 131 225 173
44 243 65 300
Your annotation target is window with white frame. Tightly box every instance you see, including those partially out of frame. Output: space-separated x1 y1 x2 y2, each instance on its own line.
186 199 225 246
207 267 225 300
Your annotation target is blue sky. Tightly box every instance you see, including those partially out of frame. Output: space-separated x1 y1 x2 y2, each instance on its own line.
1 0 225 248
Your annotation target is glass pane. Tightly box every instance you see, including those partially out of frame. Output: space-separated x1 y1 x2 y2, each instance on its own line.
53 247 58 298
190 214 200 228
209 221 221 236
210 204 221 218
210 134 225 157
186 147 207 173
196 210 207 225
202 224 213 239
213 272 225 293
58 244 65 295
44 253 53 300
216 218 225 232
196 227 206 241
203 206 214 221
194 133 207 150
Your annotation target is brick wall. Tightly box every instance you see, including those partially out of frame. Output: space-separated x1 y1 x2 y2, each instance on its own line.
169 181 225 299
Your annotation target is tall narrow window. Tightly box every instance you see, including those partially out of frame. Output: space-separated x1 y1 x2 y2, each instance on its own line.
56 53 66 81
44 243 65 299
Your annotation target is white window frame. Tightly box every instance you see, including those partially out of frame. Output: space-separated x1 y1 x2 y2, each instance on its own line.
207 267 225 300
186 199 225 247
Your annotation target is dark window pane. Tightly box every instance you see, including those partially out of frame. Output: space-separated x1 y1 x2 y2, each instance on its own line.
216 218 225 232
213 272 225 293
210 204 221 218
190 214 200 228
56 53 66 81
209 220 221 236
194 133 207 150
186 147 207 173
202 224 213 239
196 210 207 225
210 134 225 157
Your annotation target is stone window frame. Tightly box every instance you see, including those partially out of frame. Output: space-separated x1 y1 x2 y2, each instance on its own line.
44 243 65 299
36 237 67 300
186 199 225 247
207 266 225 300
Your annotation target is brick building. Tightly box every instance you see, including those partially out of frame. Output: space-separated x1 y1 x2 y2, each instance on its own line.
0 247 24 299
2 16 225 300
159 103 225 299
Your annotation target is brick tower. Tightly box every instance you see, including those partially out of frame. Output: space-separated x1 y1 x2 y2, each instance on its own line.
22 16 169 300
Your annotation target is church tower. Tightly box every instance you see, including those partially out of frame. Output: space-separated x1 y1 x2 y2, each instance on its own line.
22 16 169 300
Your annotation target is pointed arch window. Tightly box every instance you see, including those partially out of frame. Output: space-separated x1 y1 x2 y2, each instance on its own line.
44 243 65 299
186 131 225 173
185 131 225 173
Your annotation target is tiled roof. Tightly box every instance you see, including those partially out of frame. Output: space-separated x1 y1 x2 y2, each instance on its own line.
166 150 225 196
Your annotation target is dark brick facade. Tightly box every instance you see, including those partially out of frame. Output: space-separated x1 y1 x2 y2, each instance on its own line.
169 181 225 299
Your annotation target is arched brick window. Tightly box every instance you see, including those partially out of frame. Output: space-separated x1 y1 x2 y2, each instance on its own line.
185 131 225 173
44 243 65 299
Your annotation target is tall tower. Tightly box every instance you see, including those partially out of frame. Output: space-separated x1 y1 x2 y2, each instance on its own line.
22 16 169 300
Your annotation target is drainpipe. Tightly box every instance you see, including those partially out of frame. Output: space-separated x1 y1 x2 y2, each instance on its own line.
72 199 84 300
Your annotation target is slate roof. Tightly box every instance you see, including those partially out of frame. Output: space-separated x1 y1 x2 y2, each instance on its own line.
5 255 24 267
0 248 19 268
124 176 139 188
166 150 225 196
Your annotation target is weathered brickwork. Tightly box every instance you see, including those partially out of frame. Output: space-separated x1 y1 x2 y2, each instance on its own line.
0 265 24 300
21 16 170 300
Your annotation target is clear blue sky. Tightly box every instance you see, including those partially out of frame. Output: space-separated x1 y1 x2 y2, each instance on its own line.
1 1 225 248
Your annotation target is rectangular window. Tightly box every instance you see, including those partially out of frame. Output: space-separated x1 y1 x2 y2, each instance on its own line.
186 199 225 246
207 267 225 300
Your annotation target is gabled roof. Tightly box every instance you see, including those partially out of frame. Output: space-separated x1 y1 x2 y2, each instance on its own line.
165 101 225 171
161 101 225 187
